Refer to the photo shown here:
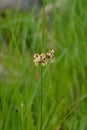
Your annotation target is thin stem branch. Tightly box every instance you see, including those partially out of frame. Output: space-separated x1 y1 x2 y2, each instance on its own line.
20 94 24 130
41 0 45 51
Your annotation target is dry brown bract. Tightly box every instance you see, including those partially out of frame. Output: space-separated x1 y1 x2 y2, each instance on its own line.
34 50 54 66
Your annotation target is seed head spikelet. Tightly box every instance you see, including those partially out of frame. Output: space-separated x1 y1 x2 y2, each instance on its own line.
34 50 54 66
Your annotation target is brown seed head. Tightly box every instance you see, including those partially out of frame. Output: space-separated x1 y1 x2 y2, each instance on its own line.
34 49 54 66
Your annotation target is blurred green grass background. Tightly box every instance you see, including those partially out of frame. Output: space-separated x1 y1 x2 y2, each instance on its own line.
0 0 87 130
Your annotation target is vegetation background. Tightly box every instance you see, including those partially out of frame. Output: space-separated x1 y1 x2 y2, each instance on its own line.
0 0 87 130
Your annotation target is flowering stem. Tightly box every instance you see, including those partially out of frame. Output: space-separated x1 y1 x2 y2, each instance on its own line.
40 66 43 130
40 0 45 129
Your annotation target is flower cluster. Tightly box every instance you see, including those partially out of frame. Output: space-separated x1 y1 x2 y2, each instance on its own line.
34 50 54 66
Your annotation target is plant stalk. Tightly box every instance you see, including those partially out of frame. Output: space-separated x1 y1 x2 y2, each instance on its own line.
40 67 43 130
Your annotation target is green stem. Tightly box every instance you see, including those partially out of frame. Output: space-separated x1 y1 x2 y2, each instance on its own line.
40 0 45 129
40 67 43 130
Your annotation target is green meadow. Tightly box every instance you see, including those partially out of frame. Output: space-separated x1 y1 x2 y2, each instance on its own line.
0 0 87 129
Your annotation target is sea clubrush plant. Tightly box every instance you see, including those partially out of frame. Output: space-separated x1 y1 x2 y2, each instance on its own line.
33 1 55 130
33 49 54 130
